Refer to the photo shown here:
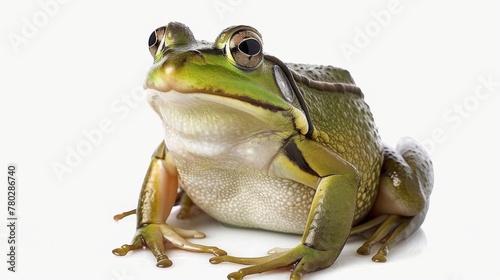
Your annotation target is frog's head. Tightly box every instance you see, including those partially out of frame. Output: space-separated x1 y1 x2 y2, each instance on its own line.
145 22 312 142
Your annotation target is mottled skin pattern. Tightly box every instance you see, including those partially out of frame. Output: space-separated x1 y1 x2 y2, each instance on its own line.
164 65 381 234
112 22 434 280
289 63 383 224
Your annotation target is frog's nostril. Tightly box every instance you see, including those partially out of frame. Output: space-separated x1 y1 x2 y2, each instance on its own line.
190 50 202 56
189 50 206 65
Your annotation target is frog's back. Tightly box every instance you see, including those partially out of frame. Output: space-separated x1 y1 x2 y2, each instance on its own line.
288 63 355 83
289 62 360 86
291 63 383 223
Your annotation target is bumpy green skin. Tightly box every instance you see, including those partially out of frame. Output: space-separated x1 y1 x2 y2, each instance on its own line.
289 63 383 223
112 22 434 280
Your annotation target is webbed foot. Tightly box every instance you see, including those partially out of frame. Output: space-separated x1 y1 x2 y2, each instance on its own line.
112 223 227 267
353 214 421 262
210 244 335 280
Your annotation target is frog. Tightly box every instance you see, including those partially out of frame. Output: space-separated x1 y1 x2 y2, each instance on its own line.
112 22 434 280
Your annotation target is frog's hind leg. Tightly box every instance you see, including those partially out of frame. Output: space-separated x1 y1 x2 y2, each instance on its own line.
353 137 433 262
175 190 195 219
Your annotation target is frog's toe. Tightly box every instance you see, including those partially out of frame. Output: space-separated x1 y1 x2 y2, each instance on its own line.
214 252 296 279
372 250 388 263
157 223 227 256
210 249 290 266
356 243 373 255
170 226 206 239
227 271 246 280
354 213 423 263
113 209 136 221
112 231 173 267
211 244 333 279
112 235 143 256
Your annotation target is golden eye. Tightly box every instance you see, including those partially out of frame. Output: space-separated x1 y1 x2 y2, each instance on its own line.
225 29 263 70
148 26 166 58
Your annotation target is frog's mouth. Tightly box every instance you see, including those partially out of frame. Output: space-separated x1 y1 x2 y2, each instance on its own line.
145 88 299 141
146 87 288 112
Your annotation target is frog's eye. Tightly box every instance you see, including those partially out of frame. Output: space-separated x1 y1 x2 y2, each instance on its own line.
148 26 166 58
225 29 263 70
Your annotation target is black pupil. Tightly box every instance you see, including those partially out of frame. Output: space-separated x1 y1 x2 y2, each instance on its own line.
148 31 157 47
238 39 260 56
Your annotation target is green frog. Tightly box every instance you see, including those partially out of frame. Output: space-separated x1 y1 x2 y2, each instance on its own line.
112 22 433 280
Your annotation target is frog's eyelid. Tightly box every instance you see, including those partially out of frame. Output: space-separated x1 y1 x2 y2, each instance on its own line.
156 32 166 57
154 27 167 57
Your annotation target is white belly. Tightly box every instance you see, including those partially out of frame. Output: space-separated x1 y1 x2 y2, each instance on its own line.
173 154 314 234
149 89 313 233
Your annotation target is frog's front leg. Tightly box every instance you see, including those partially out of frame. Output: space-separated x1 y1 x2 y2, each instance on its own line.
112 141 226 267
353 137 433 262
211 137 359 280
113 190 196 221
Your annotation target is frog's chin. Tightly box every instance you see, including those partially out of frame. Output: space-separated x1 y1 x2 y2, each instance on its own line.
145 88 294 135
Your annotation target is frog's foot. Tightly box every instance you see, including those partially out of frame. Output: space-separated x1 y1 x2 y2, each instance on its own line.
353 214 421 262
210 244 335 280
112 223 227 267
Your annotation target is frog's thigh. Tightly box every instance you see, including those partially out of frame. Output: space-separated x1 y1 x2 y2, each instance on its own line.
355 137 433 262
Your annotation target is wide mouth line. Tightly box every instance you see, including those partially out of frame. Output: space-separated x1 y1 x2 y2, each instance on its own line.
145 88 287 113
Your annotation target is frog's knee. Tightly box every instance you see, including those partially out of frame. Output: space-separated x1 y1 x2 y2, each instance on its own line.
372 139 431 217
396 137 434 197
372 175 425 217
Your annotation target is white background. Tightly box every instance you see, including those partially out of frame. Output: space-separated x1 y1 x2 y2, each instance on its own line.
1 0 499 279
